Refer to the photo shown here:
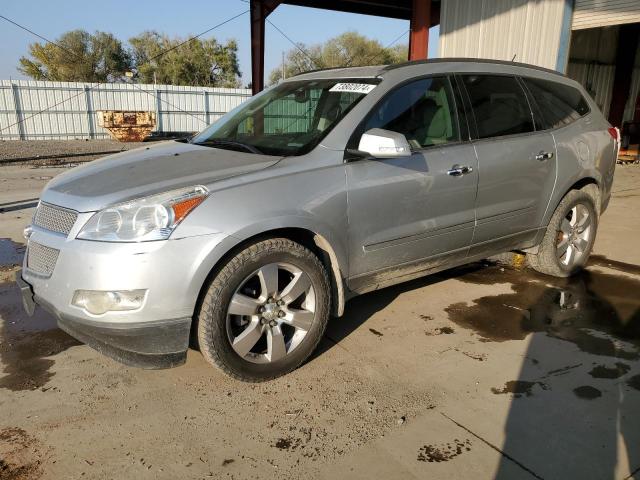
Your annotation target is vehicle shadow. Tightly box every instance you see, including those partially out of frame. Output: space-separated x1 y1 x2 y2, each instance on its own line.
490 270 640 479
312 262 487 358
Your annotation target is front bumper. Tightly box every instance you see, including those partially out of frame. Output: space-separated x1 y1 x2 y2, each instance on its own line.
19 226 230 369
18 270 191 368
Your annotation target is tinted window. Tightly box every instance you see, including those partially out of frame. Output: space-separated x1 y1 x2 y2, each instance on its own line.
364 77 459 148
462 75 534 139
523 77 590 129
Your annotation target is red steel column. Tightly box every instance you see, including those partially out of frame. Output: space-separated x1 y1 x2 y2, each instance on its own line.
250 0 266 95
409 0 431 61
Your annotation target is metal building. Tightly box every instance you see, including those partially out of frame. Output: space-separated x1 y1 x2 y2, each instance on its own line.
438 0 640 130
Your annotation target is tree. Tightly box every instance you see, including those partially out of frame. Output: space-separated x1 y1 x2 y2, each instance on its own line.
268 31 408 85
19 30 132 82
129 31 241 87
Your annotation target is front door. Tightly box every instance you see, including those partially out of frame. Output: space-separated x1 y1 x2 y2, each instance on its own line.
345 76 478 291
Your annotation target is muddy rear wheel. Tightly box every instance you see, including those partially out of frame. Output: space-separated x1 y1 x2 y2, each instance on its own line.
528 189 598 277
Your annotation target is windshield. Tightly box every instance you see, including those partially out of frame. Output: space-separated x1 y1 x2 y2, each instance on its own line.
191 78 379 156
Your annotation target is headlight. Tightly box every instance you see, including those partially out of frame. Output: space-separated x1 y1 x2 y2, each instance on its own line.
77 185 208 242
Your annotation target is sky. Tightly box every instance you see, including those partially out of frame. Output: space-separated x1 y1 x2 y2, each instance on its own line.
0 0 439 85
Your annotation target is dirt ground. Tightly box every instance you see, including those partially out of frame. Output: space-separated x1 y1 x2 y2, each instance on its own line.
0 151 639 480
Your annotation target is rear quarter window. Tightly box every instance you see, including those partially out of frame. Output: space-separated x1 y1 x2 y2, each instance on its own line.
522 77 590 129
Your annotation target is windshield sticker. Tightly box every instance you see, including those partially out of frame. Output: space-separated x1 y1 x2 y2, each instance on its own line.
329 83 376 94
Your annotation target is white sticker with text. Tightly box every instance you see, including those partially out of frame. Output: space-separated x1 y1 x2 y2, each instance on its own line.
329 83 376 94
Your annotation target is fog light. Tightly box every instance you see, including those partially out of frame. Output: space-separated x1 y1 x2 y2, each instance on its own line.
72 289 146 315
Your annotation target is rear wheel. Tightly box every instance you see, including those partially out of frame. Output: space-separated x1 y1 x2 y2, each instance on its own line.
527 189 598 277
197 238 330 381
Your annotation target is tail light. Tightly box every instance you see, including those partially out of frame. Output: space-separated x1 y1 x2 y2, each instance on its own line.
608 127 620 143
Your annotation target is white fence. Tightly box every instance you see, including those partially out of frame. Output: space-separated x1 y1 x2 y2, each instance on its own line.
0 80 252 140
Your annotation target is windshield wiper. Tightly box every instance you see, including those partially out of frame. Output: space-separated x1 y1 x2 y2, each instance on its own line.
194 139 263 155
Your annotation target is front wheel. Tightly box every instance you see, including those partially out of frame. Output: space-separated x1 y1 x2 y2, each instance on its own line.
197 238 330 381
527 189 598 277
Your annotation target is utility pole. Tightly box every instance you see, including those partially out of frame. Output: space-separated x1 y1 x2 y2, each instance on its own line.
282 51 285 82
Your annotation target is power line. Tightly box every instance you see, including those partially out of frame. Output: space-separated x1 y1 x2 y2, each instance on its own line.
0 11 249 134
236 0 319 69
351 29 410 67
265 18 320 69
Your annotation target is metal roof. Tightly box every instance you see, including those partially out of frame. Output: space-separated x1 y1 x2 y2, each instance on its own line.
279 0 440 22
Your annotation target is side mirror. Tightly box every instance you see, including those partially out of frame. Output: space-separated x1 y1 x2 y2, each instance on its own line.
356 128 412 158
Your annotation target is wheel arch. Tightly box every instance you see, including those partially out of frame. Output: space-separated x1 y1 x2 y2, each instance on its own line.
546 175 601 226
192 225 348 346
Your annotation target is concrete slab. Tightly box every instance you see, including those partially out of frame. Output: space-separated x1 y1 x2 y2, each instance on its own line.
1 159 639 479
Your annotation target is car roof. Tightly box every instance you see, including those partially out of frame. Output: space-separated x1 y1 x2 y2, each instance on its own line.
289 58 568 82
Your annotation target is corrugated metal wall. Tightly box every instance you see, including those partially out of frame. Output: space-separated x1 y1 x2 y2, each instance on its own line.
623 43 640 122
0 80 251 140
573 0 640 30
566 26 618 117
566 25 640 122
438 0 566 70
567 63 616 116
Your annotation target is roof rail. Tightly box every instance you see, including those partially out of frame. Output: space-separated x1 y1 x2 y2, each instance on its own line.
382 58 566 77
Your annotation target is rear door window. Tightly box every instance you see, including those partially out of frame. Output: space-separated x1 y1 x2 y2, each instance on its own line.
522 77 590 129
462 75 535 139
363 76 460 148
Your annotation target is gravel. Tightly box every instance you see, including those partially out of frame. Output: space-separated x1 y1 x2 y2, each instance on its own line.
0 140 145 164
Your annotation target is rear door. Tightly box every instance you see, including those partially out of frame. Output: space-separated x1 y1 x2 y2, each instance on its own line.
345 76 478 290
459 74 557 254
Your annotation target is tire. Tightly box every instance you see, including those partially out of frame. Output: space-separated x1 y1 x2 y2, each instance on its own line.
527 189 598 277
197 238 330 382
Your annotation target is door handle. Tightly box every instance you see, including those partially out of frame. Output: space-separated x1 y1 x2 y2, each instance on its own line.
535 151 554 161
447 165 473 176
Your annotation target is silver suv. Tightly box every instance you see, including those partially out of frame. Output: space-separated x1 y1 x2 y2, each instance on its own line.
17 59 618 381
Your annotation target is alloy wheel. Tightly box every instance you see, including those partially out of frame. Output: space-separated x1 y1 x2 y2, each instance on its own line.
226 262 316 364
556 203 592 267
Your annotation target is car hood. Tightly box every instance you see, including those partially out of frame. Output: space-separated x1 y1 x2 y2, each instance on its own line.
41 141 282 212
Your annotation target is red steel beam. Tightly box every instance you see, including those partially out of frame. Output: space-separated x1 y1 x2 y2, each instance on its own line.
408 0 431 61
250 0 439 94
250 0 266 95
250 0 281 95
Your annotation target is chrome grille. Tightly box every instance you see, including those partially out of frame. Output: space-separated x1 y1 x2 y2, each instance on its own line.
33 202 78 235
27 241 59 277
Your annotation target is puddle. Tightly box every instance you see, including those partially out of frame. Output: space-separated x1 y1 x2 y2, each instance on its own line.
491 380 548 398
0 238 25 271
573 385 602 400
0 239 80 391
444 263 640 360
628 374 640 392
590 255 640 276
0 279 80 391
589 363 630 379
